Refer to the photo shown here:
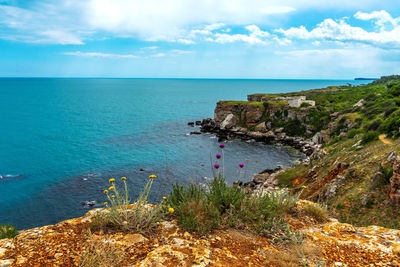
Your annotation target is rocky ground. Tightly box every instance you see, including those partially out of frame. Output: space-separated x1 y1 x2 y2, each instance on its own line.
1 203 400 266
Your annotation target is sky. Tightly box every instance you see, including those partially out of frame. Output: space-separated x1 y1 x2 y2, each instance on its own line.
1 0 400 78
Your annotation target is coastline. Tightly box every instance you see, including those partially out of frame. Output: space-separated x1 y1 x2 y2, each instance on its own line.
187 117 324 192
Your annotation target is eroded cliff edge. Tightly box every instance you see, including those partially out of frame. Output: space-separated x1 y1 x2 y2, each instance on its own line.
199 75 400 229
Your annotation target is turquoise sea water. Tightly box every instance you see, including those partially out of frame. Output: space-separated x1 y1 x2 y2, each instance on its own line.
0 78 368 229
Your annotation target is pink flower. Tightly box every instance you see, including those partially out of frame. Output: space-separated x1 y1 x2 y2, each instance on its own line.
219 144 225 149
214 164 220 169
216 154 222 159
239 163 244 168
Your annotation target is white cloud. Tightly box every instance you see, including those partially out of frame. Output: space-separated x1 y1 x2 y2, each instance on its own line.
170 49 193 55
273 46 400 78
207 25 272 45
63 49 192 59
37 31 84 45
354 10 399 30
63 51 138 58
277 11 400 48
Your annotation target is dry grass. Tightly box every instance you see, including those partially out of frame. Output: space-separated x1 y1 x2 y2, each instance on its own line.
303 202 329 222
80 233 127 267
264 241 324 266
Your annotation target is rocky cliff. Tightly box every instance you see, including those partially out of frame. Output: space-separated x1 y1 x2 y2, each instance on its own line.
201 99 322 156
1 202 400 266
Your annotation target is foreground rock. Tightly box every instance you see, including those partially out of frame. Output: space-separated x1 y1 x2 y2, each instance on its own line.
1 204 399 266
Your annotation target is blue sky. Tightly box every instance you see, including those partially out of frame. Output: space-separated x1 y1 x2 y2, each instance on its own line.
1 0 400 78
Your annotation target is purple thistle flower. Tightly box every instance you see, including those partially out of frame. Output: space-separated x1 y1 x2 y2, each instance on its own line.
216 154 222 159
239 163 245 168
219 144 225 149
214 164 220 169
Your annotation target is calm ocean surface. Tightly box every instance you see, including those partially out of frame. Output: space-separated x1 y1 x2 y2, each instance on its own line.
0 78 367 229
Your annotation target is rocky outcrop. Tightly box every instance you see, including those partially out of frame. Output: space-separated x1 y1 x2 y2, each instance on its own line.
1 204 400 266
201 118 321 156
390 155 400 205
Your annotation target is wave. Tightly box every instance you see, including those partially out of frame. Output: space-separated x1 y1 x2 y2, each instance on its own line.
0 174 24 179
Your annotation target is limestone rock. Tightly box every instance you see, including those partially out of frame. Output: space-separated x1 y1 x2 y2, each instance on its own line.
220 114 238 130
389 156 400 205
254 122 267 133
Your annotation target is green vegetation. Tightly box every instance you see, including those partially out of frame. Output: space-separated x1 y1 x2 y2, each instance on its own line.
90 176 163 235
167 177 300 242
302 202 329 222
300 102 312 108
361 131 379 144
0 224 18 239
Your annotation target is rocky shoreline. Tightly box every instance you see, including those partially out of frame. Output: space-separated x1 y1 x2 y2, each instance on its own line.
187 118 325 192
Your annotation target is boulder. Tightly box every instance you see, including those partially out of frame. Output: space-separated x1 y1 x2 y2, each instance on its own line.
254 122 267 133
220 114 238 130
312 131 330 145
389 156 400 205
353 99 365 107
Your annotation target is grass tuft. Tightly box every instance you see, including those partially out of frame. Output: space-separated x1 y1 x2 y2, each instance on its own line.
0 224 18 239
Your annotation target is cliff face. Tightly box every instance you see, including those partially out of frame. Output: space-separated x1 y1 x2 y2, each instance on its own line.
1 203 400 266
214 100 317 137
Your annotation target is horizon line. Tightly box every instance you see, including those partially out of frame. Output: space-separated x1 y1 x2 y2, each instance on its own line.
0 77 372 80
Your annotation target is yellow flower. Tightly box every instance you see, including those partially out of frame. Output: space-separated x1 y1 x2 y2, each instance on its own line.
122 221 128 225
8 228 13 231
121 176 126 181
163 196 167 200
103 189 108 194
109 178 115 183
301 185 307 189
149 174 157 179
104 202 108 206
109 186 114 191
168 207 174 214
277 191 281 194
111 195 115 199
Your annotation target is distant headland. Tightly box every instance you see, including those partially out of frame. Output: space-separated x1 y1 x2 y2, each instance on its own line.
354 77 378 80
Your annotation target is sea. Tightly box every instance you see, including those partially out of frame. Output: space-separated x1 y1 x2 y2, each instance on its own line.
0 78 368 229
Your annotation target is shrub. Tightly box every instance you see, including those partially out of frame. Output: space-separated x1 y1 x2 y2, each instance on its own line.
388 82 400 96
361 131 379 144
379 164 393 184
168 182 218 232
0 224 18 239
385 106 398 117
366 119 382 131
302 202 329 222
300 102 312 108
168 177 300 241
347 128 362 139
283 119 306 136
91 176 163 234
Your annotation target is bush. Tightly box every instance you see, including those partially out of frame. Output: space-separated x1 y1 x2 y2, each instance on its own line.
366 119 382 131
91 176 163 235
168 177 300 240
361 131 379 144
283 119 306 136
381 110 400 137
0 224 18 239
300 102 312 108
380 164 393 184
302 202 329 222
388 82 400 96
347 128 362 139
